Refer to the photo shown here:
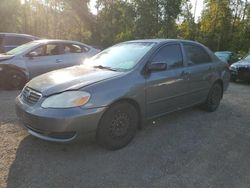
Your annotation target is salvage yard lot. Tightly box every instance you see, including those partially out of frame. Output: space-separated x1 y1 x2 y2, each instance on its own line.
0 82 250 188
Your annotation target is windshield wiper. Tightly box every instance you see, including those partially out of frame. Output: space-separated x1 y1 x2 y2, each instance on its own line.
93 65 118 72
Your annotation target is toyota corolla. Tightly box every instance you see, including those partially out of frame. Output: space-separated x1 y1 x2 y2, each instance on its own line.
15 39 230 150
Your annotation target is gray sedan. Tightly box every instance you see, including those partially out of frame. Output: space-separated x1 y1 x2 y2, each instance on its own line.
0 39 100 89
15 39 230 150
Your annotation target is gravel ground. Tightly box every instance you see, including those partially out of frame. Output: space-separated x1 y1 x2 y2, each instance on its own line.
0 82 250 188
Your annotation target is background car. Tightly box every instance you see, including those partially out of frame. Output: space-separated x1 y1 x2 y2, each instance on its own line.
0 39 100 89
230 53 250 82
15 39 230 150
0 33 39 53
215 51 239 65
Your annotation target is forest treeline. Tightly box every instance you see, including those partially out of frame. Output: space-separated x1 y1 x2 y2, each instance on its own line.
0 0 249 54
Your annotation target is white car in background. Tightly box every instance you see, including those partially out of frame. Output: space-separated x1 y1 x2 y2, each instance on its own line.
0 39 100 89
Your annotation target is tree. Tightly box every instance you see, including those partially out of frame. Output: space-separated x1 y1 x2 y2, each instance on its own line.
94 0 135 47
178 0 197 40
0 0 21 32
199 0 232 51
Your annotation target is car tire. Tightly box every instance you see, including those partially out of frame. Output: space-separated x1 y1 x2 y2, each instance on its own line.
4 70 26 90
202 83 223 112
96 102 139 150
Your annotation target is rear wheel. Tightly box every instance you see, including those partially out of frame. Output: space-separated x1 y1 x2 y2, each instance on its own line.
202 83 223 112
96 102 139 150
3 70 26 90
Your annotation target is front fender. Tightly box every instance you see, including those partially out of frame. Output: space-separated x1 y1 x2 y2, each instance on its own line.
80 71 146 119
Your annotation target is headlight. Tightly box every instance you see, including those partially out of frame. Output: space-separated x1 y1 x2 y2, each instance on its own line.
41 91 91 108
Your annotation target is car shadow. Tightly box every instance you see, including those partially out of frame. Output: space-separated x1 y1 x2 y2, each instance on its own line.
232 80 250 85
6 102 250 188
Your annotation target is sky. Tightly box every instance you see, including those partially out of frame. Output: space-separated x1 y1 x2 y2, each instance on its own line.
89 0 204 21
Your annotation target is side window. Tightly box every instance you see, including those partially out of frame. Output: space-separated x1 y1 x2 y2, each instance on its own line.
28 45 45 57
45 44 62 56
183 44 212 65
63 43 86 54
151 44 183 69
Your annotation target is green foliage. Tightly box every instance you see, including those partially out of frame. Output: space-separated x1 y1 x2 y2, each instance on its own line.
0 0 249 54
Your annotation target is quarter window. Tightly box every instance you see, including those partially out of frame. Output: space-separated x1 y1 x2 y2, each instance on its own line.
151 44 183 69
183 44 212 65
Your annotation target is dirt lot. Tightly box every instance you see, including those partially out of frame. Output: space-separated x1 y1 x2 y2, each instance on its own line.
0 82 250 188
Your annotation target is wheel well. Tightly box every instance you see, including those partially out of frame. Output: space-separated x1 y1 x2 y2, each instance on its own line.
2 65 27 79
109 98 142 128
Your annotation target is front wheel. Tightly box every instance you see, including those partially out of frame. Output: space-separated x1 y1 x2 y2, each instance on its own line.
202 83 223 112
96 102 139 150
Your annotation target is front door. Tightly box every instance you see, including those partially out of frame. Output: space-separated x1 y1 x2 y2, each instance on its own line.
25 43 64 79
145 43 189 118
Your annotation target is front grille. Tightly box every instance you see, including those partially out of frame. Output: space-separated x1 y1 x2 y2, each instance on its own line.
21 87 42 105
238 67 250 73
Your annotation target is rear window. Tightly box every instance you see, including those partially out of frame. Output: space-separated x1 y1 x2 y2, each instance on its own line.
4 36 33 46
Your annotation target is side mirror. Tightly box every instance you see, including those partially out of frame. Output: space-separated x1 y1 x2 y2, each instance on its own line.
147 63 167 72
27 51 38 58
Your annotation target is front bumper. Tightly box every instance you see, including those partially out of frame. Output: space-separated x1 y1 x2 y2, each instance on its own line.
230 68 250 81
15 95 107 142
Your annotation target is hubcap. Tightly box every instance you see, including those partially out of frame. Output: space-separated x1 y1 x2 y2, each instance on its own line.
10 74 23 88
109 111 130 138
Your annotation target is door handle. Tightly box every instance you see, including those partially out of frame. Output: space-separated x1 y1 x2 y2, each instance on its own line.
56 59 62 63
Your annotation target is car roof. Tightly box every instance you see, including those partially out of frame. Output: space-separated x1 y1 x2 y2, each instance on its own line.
0 32 37 38
34 39 89 46
124 39 203 45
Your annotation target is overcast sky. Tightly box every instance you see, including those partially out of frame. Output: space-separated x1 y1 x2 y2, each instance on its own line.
89 0 204 21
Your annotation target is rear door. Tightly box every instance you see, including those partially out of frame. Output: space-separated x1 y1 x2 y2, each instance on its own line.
145 43 190 118
182 42 214 105
25 43 65 78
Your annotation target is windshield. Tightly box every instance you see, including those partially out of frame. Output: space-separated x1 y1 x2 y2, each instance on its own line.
244 54 250 60
84 42 155 71
5 41 39 55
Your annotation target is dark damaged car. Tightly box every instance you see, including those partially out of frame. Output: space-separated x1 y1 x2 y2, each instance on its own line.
15 39 230 150
230 54 250 82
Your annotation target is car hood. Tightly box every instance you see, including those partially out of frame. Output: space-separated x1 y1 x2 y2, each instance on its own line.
27 66 124 96
231 59 250 67
0 54 14 62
